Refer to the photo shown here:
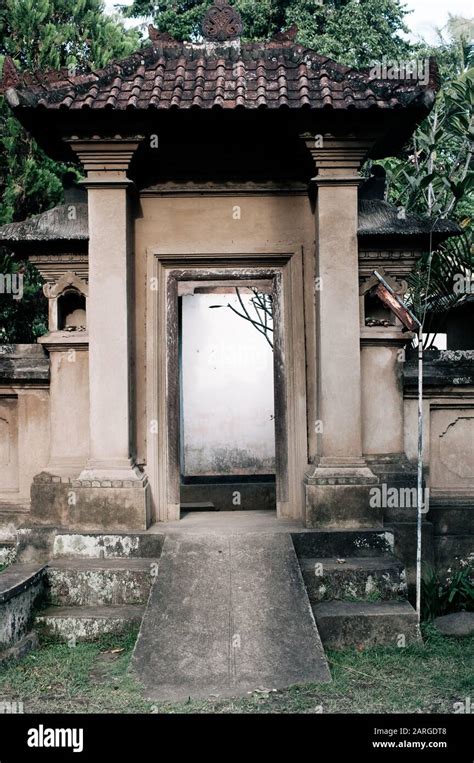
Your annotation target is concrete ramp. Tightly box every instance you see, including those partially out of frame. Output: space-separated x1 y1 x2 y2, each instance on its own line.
131 533 330 701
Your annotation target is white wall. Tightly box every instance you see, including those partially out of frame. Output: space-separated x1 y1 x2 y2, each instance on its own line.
181 290 275 476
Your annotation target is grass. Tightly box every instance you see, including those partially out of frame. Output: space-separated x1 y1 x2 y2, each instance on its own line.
0 625 472 714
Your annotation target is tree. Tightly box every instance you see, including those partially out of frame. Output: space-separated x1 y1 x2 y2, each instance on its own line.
380 24 474 341
0 0 140 341
122 0 411 67
285 0 411 67
0 0 140 224
227 288 274 348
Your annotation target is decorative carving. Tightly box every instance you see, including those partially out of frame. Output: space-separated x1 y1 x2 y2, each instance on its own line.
201 0 243 42
29 254 89 283
43 272 88 333
0 418 11 465
358 251 421 283
148 24 177 44
359 270 407 297
43 271 89 300
439 416 474 479
1 56 20 89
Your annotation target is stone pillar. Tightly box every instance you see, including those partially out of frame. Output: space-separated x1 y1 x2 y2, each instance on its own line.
57 138 151 530
68 139 138 477
301 135 380 529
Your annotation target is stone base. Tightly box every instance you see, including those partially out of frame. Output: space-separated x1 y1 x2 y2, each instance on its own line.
0 631 38 665
304 465 381 529
385 521 434 603
313 601 421 650
31 472 151 531
36 605 144 642
365 454 421 523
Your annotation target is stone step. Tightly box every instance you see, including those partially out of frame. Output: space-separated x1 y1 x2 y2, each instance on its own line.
36 605 145 642
52 532 165 560
180 482 276 512
0 512 28 542
313 600 421 649
180 502 217 511
300 556 407 602
46 559 156 607
0 563 46 662
292 530 394 559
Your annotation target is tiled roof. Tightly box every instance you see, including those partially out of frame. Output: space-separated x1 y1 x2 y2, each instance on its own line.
0 197 459 245
358 200 461 239
0 204 88 242
1 38 438 113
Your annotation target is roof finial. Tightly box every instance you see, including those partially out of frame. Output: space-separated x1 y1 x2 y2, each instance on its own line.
148 24 178 44
1 56 20 90
201 0 243 42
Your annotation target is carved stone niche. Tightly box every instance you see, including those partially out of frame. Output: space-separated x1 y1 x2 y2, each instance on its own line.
359 269 409 330
43 272 88 333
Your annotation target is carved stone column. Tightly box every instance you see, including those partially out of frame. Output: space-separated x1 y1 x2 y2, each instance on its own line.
301 134 380 529
55 137 151 529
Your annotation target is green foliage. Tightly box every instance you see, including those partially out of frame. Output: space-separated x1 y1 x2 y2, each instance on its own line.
0 100 67 226
286 0 411 67
380 33 473 335
122 0 287 42
0 257 48 342
123 0 411 66
0 0 140 341
405 232 473 339
383 67 474 222
422 559 474 622
0 0 140 223
0 0 140 71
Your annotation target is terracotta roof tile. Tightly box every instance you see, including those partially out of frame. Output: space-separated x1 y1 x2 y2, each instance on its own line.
1 41 439 113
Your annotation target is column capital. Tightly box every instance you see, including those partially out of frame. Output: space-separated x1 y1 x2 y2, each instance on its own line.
65 136 144 182
300 133 374 178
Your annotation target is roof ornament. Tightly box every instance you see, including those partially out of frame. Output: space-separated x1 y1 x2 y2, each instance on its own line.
271 25 298 44
1 56 20 89
148 24 178 44
201 0 243 42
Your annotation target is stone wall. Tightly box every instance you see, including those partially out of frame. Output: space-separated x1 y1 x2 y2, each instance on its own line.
404 350 474 580
0 345 50 533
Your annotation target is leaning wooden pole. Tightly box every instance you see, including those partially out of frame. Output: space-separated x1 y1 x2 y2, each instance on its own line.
372 271 424 621
416 324 424 622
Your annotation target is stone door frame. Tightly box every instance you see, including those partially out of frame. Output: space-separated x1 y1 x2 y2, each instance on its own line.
146 248 307 523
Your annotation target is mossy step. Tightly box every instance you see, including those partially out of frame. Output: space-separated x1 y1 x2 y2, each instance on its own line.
46 559 157 607
313 600 421 649
292 530 394 559
300 556 407 602
36 605 145 642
